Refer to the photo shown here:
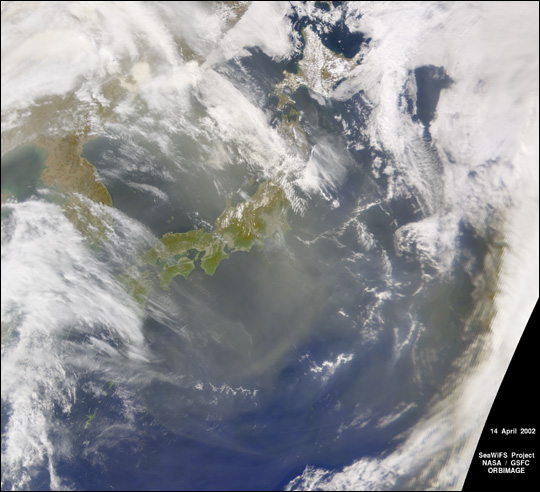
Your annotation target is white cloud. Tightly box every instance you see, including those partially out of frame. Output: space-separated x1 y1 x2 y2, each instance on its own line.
309 353 354 384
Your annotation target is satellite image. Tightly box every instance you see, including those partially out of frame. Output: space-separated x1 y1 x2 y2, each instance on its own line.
1 1 538 490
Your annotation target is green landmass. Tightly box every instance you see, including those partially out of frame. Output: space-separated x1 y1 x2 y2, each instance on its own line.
84 409 97 430
151 179 289 283
103 381 115 396
122 180 290 303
